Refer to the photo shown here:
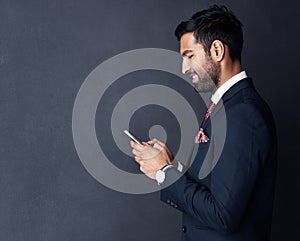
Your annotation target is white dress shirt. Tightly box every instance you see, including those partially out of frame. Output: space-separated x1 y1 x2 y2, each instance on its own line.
211 71 248 104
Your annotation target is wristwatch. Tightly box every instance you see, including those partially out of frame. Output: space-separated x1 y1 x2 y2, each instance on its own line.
155 164 174 185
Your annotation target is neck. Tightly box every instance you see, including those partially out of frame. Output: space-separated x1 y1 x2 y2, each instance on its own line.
217 59 243 89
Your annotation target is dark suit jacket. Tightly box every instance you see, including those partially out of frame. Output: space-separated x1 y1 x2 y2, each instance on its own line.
161 78 277 241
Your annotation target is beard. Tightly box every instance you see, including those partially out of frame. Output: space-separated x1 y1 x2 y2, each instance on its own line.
192 56 220 93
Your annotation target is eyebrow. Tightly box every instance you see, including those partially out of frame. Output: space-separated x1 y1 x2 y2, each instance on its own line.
181 50 193 57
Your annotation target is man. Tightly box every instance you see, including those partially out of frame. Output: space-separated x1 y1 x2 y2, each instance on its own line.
131 5 277 241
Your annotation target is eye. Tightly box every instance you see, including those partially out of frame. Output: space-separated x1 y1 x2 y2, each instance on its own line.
188 55 194 59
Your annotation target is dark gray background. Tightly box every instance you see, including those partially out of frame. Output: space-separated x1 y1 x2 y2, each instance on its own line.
1 0 299 240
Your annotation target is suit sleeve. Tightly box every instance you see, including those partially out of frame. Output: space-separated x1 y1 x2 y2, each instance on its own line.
160 103 271 233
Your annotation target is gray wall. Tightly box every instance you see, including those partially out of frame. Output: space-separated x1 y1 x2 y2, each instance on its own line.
0 0 299 240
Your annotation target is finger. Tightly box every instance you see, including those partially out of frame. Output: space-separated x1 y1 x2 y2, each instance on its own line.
153 142 163 150
134 156 141 164
130 140 138 147
130 141 139 149
132 148 142 157
147 139 157 145
154 139 166 147
131 141 141 148
140 166 146 174
148 138 165 147
139 164 151 176
132 142 147 152
147 139 162 150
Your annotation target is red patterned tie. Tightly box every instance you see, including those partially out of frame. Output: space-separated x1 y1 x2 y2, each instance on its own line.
195 102 215 143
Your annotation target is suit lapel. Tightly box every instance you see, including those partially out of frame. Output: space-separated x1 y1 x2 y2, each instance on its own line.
203 78 255 129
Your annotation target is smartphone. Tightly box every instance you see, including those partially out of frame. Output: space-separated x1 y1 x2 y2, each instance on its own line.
124 130 141 144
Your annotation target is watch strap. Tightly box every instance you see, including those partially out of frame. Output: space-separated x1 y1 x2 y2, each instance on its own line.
161 164 174 172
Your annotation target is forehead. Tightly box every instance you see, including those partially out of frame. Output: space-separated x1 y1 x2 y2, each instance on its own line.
180 32 204 55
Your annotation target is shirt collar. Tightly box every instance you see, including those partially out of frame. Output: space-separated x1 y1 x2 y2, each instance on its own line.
211 71 248 104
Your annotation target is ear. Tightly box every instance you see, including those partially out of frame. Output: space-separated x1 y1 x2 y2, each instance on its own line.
210 40 225 62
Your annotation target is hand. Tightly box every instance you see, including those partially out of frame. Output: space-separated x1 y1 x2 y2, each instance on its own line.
147 138 174 162
131 139 173 180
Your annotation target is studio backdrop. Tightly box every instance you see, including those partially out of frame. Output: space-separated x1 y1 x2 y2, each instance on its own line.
0 0 299 241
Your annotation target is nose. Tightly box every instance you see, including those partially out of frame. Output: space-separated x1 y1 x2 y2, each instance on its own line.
182 58 190 74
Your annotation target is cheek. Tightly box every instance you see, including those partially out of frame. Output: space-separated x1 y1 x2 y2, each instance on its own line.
191 60 205 74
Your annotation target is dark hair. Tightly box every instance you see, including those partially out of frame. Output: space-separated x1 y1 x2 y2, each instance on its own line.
175 5 243 61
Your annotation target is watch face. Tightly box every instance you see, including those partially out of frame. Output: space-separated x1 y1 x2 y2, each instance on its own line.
155 170 166 184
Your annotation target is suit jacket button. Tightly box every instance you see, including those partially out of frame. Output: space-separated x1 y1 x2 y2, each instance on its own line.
170 201 174 206
182 226 186 233
167 199 171 204
174 204 178 208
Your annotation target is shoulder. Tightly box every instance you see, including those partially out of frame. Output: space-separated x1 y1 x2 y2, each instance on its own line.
224 84 274 127
221 88 277 149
